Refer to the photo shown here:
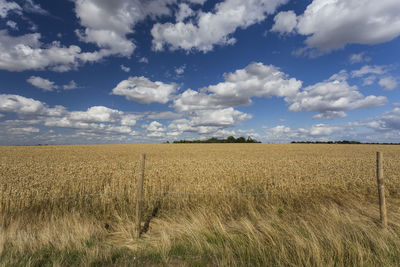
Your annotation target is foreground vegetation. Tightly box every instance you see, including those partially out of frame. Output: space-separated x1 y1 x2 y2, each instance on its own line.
1 144 400 265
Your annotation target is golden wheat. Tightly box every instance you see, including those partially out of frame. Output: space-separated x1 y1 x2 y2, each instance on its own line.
1 144 400 217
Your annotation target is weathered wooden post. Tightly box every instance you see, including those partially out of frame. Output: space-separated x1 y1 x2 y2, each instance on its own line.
376 152 387 228
136 153 146 238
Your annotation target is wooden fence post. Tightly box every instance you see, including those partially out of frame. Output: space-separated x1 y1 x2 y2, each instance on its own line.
376 152 387 228
136 153 146 238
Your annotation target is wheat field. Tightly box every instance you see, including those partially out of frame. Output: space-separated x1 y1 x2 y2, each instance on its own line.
1 144 400 266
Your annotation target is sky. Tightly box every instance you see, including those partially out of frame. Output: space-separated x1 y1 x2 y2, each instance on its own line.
0 0 400 145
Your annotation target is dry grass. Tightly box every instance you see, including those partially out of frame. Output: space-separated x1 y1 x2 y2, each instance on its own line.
1 144 400 265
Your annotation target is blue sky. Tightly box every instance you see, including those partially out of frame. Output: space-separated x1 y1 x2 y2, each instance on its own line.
0 0 400 145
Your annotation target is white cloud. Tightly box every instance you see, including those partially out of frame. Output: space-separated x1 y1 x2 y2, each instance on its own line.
0 30 84 72
351 65 387 77
112 76 178 104
0 94 141 139
378 107 400 130
144 121 166 137
271 10 297 34
0 120 40 136
287 72 387 118
146 121 165 132
186 0 207 5
68 106 123 123
263 124 350 142
27 76 58 91
167 107 251 137
27 77 79 91
173 62 302 112
361 107 400 133
139 57 149 63
0 94 47 115
278 0 400 54
349 52 371 64
75 28 135 57
147 111 181 119
120 64 130 72
152 0 288 52
362 76 376 86
312 111 347 120
191 108 251 127
176 3 194 22
120 114 137 126
0 0 21 18
63 80 79 90
23 0 48 15
173 63 385 120
175 64 186 75
0 94 140 136
379 76 398 90
6 20 18 30
73 0 176 58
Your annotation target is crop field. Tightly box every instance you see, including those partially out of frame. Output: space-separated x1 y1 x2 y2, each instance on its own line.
1 143 400 266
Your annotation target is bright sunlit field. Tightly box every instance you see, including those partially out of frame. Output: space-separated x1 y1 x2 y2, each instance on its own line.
1 144 400 266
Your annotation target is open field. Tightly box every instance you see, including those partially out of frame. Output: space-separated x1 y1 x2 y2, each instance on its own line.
1 144 400 266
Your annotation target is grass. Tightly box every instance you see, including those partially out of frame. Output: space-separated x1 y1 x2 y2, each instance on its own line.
1 193 400 266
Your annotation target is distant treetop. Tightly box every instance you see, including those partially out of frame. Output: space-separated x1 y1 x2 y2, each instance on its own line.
172 136 261 144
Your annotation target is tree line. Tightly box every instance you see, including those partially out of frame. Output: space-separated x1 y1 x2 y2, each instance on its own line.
172 136 261 144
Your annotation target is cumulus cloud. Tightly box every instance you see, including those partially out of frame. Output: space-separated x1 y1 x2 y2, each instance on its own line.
0 0 21 18
6 20 18 30
362 76 376 86
73 0 176 58
175 3 194 22
175 64 186 75
0 94 47 115
0 30 85 72
0 94 139 138
379 76 398 90
147 111 181 120
22 0 48 15
152 0 288 52
27 76 58 91
146 121 165 132
0 120 40 137
63 80 79 90
287 72 387 118
191 108 251 127
270 10 297 34
27 76 79 91
112 76 178 104
144 121 166 137
349 52 371 64
263 123 350 142
376 107 400 130
351 65 388 78
139 57 149 63
173 62 302 112
68 106 123 123
120 114 137 126
273 0 400 54
168 108 251 136
173 63 386 121
120 64 130 72
0 94 67 117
